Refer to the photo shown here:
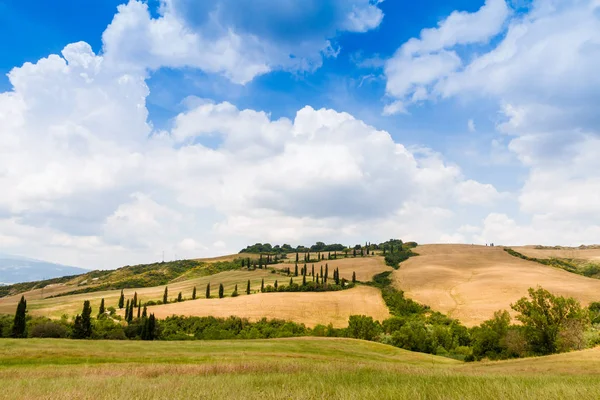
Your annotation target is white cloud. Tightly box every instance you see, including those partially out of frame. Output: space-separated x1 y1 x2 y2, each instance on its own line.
102 0 384 84
468 119 476 132
383 0 510 113
0 40 503 267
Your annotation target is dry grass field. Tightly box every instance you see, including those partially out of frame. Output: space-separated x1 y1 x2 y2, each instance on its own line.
0 269 281 319
394 244 600 326
511 246 600 261
146 286 390 328
274 255 392 282
1 338 599 400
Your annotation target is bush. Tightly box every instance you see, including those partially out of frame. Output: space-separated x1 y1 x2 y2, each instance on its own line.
347 315 381 341
30 322 69 338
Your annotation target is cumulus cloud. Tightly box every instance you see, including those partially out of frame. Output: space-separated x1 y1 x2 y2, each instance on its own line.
102 0 384 84
383 0 510 112
433 0 600 245
0 39 502 267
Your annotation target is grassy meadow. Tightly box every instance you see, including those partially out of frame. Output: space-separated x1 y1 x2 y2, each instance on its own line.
1 338 599 400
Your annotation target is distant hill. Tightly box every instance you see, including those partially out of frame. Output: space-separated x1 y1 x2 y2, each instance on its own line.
0 254 88 285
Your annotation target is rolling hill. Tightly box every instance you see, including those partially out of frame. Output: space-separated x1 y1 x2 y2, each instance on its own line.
393 244 600 326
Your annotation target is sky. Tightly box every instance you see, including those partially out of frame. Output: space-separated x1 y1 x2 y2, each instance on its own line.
0 0 599 270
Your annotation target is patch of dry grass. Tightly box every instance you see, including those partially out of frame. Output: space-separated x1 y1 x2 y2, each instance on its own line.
394 244 600 326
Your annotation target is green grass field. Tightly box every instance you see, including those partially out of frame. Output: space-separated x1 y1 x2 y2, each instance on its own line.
1 338 599 400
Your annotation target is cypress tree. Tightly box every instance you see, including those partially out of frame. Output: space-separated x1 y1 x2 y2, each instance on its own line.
316 274 320 284
81 300 92 337
219 283 224 298
118 290 125 309
142 305 147 318
334 268 340 285
352 271 356 283
11 296 27 338
98 298 105 317
133 292 138 307
233 284 238 297
303 263 307 275
320 265 323 278
312 264 315 276
137 303 141 319
142 314 156 340
289 277 293 286
192 286 197 300
246 280 251 295
125 299 130 319
163 286 168 304
127 301 134 323
241 259 245 268
328 251 331 260
295 252 299 262
294 263 298 276
247 257 251 269
302 274 306 286
259 255 263 269
353 248 356 257
177 292 183 302
261 278 265 292
325 264 329 282
206 283 211 299
334 251 337 259
274 280 278 289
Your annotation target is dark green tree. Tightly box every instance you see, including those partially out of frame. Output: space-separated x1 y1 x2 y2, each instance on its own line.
125 299 130 319
137 303 141 319
219 283 224 298
98 298 105 317
192 286 197 300
177 292 183 302
142 305 148 318
118 290 125 309
289 277 293 286
141 314 156 340
73 300 93 339
316 274 320 284
302 274 306 285
232 284 238 297
511 287 589 354
325 264 329 282
11 296 27 338
296 252 299 262
246 280 251 295
133 292 138 307
163 286 168 304
261 278 265 292
206 283 211 299
352 271 356 283
274 280 278 289
312 264 315 276
294 263 298 276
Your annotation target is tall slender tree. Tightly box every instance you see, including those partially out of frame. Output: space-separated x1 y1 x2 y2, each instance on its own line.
261 278 265 292
177 292 183 302
192 286 197 300
218 283 224 298
246 280 251 295
133 292 138 307
302 274 306 286
206 283 211 299
137 303 141 319
163 286 168 304
73 300 93 338
142 305 148 318
11 296 27 338
98 298 105 317
289 277 293 286
316 274 320 284
125 299 130 319
274 280 278 289
352 271 356 283
294 263 298 276
295 252 299 262
118 290 125 309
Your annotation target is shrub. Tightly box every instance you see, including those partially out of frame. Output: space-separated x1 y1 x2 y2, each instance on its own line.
347 315 381 341
30 322 69 338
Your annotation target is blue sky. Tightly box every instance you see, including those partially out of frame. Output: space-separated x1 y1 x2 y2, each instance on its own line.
0 0 598 268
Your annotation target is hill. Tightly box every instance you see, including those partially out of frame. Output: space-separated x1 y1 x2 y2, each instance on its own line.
1 338 599 399
0 254 87 285
512 246 600 261
393 244 600 326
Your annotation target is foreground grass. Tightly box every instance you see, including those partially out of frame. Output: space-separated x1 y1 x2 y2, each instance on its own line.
1 338 599 399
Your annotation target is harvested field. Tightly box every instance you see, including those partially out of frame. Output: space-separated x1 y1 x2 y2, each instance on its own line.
394 244 600 326
146 286 390 328
275 256 392 282
511 246 600 261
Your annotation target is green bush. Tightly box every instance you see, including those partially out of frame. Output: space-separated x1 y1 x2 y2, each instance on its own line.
30 322 69 338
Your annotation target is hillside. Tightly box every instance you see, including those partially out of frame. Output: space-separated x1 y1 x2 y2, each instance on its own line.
393 244 600 326
1 338 599 399
511 246 600 261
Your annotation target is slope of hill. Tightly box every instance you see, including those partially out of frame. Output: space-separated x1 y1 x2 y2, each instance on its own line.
1 338 599 399
393 244 600 326
511 246 600 261
0 254 87 285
